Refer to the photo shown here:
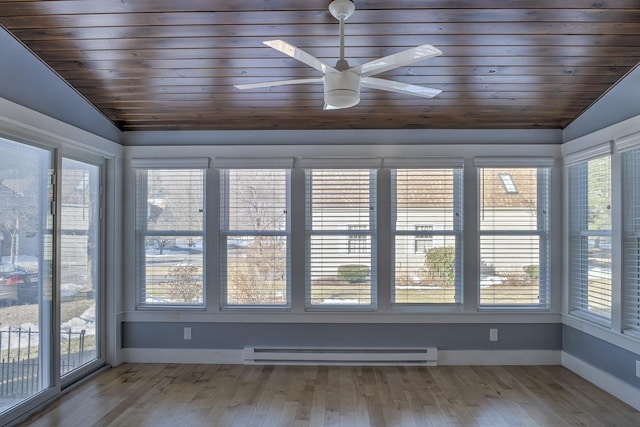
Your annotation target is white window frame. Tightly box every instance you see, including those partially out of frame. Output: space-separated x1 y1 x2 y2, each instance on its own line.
133 158 209 309
617 135 640 337
302 158 380 310
566 145 613 324
388 158 464 307
475 157 553 310
216 158 293 309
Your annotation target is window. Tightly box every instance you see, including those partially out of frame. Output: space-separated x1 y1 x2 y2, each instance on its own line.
60 157 102 377
478 164 550 308
622 146 640 335
391 166 463 305
219 166 290 307
304 162 378 308
498 173 518 194
348 224 369 254
414 225 435 254
568 153 611 321
134 160 207 307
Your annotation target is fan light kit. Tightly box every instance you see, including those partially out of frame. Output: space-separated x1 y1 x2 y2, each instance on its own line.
234 0 443 110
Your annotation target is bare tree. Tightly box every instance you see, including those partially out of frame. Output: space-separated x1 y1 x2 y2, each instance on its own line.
226 170 287 305
143 236 173 255
0 182 38 264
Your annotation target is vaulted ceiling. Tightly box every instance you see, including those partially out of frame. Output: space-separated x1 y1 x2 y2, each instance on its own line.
1 0 640 131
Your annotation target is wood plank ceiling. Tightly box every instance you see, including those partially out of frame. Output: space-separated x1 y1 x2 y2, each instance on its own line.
1 0 640 131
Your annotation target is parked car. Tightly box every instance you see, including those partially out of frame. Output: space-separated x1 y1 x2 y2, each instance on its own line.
0 263 38 304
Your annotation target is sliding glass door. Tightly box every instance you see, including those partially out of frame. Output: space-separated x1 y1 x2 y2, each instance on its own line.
0 140 105 422
0 137 53 413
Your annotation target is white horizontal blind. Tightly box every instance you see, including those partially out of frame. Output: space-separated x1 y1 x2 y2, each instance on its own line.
622 148 640 334
220 169 289 307
305 169 376 308
131 157 210 169
568 155 611 321
135 168 205 306
391 168 463 305
478 167 550 308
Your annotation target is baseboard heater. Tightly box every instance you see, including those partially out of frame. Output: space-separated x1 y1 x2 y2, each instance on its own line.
243 346 438 366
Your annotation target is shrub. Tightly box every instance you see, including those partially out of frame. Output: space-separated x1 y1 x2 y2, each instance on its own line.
164 263 202 303
423 246 456 286
337 264 370 282
523 264 539 280
226 256 286 305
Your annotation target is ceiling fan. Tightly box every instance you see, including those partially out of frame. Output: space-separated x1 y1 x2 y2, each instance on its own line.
233 0 443 110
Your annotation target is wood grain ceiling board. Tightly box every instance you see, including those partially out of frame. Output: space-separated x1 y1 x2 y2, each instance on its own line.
1 0 639 131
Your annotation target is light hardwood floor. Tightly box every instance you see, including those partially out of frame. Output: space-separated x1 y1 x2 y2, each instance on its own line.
18 363 640 426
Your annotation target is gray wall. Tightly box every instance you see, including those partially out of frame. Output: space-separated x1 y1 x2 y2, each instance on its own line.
123 322 562 351
563 325 640 389
563 64 640 142
0 27 121 143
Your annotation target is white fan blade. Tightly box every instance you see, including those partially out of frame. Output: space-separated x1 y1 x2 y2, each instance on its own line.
263 40 337 74
351 44 442 77
362 77 441 98
234 78 323 90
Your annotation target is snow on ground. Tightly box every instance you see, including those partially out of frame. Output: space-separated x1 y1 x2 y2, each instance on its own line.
61 282 91 298
0 305 95 350
0 323 39 350
61 304 95 336
321 299 363 305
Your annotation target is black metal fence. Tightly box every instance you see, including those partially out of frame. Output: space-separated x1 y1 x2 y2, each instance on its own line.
0 326 88 397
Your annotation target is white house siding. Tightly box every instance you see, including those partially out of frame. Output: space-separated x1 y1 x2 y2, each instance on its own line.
307 207 539 279
60 204 91 286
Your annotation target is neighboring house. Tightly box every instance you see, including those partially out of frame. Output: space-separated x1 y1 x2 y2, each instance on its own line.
60 169 95 288
144 169 205 251
305 168 543 281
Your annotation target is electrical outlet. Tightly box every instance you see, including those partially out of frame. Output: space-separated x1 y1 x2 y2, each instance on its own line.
636 360 640 378
184 327 192 340
489 328 498 342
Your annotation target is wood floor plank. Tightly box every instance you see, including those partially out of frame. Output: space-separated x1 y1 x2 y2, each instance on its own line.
16 364 640 427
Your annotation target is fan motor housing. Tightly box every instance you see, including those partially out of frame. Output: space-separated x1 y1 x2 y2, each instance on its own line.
324 71 361 109
329 0 355 20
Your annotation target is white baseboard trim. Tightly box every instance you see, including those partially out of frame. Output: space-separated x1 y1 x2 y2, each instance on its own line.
122 348 561 366
438 350 561 365
122 348 244 364
562 352 640 411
